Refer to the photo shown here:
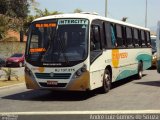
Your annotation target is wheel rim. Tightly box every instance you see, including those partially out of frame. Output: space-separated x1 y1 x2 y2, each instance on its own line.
104 71 111 90
138 63 143 78
139 69 142 77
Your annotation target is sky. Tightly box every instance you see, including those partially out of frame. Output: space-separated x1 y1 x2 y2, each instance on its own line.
33 0 160 32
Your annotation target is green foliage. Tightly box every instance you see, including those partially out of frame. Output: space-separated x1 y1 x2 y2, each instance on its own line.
0 0 29 19
0 15 9 39
0 0 31 40
0 15 23 40
23 8 62 33
34 8 62 18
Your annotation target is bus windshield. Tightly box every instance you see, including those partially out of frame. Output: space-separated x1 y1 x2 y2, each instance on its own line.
26 19 89 66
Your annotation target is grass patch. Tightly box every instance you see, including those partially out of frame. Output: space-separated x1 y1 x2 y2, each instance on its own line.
0 75 25 87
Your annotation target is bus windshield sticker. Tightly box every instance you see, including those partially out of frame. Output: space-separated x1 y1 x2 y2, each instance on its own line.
82 25 87 28
58 19 88 25
30 48 46 53
35 23 56 28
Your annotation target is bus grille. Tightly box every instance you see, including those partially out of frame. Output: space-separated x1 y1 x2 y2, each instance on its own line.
35 73 71 79
39 82 67 87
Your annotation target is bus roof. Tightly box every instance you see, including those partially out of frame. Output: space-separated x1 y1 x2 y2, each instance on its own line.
33 13 150 31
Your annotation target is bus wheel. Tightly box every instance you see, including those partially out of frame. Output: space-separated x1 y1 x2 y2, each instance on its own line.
101 69 112 93
136 62 143 79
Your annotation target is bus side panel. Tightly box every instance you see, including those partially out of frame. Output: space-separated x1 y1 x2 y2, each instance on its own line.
89 48 151 90
112 48 151 82
90 51 111 90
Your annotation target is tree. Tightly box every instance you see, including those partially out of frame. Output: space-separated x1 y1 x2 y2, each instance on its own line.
0 0 8 15
0 68 18 81
0 0 31 41
121 17 128 22
0 15 9 40
74 8 82 13
23 8 62 32
34 8 62 17
0 0 29 19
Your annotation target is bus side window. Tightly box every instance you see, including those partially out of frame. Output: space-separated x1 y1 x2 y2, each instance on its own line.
103 22 112 48
111 25 116 47
140 30 146 47
145 31 151 46
115 24 123 47
126 27 133 47
91 25 101 51
133 28 139 47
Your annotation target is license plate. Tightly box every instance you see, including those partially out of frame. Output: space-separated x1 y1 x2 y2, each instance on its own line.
47 81 58 85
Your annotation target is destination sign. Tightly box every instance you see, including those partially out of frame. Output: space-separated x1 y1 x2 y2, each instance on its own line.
35 23 56 28
58 19 88 25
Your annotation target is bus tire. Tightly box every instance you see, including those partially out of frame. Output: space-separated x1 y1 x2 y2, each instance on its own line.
100 69 112 93
136 62 143 79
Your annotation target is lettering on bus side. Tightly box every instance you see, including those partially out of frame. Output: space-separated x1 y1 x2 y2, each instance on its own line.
112 49 128 68
112 52 128 60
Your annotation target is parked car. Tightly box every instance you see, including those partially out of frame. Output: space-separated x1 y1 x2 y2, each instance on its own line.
151 35 157 67
6 53 24 67
0 55 6 68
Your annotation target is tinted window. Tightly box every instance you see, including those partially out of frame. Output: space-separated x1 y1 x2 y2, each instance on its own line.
104 22 113 48
133 28 139 46
91 25 101 50
126 27 132 46
26 19 89 67
116 25 123 47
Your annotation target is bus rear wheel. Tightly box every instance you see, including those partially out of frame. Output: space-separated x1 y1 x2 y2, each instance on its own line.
135 62 143 79
100 69 112 93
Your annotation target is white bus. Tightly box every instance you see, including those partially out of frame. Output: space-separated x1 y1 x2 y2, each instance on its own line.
25 13 152 93
156 21 160 73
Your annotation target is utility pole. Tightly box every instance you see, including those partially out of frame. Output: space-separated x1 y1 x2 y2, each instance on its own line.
105 0 108 17
145 0 148 27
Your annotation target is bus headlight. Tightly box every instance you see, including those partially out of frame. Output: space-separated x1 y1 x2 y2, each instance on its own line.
76 69 82 76
81 64 87 72
75 64 87 77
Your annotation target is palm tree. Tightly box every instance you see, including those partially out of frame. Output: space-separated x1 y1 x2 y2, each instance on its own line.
74 8 82 13
121 17 128 22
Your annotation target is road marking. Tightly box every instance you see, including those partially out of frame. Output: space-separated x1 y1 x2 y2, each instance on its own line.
1 110 160 115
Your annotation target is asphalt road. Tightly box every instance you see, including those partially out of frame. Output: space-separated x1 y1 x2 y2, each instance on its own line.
0 69 160 112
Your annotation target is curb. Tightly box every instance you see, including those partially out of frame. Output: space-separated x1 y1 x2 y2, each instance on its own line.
0 83 25 90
